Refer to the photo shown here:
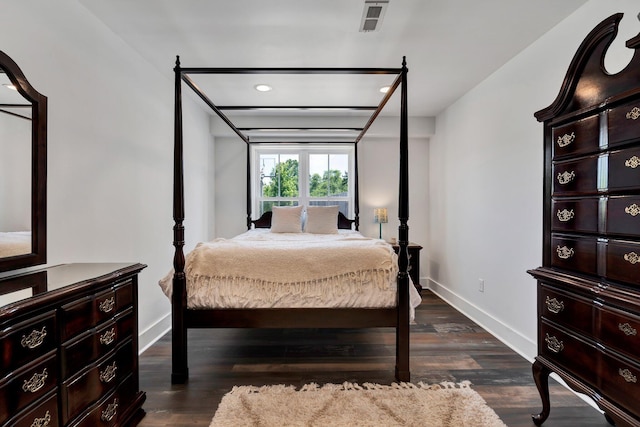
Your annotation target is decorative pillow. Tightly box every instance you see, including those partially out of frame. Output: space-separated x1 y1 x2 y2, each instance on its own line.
270 205 303 233
305 205 339 234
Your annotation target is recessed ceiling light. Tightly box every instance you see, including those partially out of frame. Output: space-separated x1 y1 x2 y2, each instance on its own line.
254 84 272 92
2 83 17 91
379 86 390 93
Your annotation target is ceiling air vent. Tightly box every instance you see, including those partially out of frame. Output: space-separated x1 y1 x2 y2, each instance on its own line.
359 0 389 32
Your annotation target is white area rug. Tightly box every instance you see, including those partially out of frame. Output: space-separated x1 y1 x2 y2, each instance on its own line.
210 381 507 426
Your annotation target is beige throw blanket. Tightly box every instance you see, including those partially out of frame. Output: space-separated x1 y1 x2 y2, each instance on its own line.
188 230 396 285
159 230 421 316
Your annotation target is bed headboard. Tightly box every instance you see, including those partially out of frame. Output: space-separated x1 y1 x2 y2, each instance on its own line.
251 211 356 230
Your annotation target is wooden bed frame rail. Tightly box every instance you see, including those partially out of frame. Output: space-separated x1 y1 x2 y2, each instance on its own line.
172 58 410 384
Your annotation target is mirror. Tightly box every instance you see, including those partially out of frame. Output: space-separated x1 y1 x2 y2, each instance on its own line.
0 51 46 272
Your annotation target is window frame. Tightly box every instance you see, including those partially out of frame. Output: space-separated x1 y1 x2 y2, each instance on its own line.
252 144 355 217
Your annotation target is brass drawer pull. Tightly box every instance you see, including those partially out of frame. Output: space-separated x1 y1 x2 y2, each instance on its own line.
557 132 575 148
100 327 116 346
557 171 575 185
22 368 48 393
556 246 575 260
545 296 565 314
556 209 575 222
99 296 115 313
30 410 51 427
626 106 640 120
625 155 640 169
619 368 638 383
619 322 637 336
99 362 118 383
625 203 640 217
545 334 564 353
624 252 639 265
101 399 119 423
21 326 47 349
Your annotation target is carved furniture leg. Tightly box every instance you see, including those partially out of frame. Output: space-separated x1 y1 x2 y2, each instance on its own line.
532 359 551 425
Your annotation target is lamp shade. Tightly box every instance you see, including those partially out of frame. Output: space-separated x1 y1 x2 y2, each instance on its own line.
374 208 388 224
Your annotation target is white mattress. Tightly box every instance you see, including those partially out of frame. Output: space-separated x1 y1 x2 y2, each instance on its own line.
0 231 31 257
159 229 421 320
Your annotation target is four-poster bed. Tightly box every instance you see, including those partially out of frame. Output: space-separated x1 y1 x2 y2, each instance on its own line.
167 57 414 384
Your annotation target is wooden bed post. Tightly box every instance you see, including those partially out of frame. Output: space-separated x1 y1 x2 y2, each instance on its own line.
396 57 410 382
172 56 189 384
354 142 360 230
246 140 252 229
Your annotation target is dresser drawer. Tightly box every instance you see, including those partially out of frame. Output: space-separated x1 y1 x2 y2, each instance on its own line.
599 306 640 360
62 340 134 424
61 280 133 341
605 196 640 238
600 352 640 419
607 100 640 147
551 234 598 275
114 279 133 312
551 198 599 234
539 321 598 386
6 391 60 427
539 284 594 335
603 239 640 287
0 310 56 377
94 289 118 326
0 352 58 425
552 115 600 158
608 147 640 190
552 155 600 195
60 296 93 341
61 310 134 379
69 373 139 427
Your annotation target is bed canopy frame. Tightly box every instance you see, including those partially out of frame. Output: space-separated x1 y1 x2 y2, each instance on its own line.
172 57 411 384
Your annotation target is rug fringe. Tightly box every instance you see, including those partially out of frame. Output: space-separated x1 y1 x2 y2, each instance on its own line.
227 380 473 395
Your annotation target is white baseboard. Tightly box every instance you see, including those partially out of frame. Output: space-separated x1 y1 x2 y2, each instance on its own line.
138 312 171 355
425 278 537 362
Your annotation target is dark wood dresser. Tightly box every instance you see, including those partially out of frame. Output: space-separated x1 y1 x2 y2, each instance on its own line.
528 13 640 427
0 263 146 427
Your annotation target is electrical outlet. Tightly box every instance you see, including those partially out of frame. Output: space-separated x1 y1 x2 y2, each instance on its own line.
479 278 484 292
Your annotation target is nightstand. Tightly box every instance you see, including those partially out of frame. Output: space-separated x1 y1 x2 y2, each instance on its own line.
392 243 422 293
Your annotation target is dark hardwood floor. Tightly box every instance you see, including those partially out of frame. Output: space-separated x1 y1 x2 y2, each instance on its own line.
138 291 611 426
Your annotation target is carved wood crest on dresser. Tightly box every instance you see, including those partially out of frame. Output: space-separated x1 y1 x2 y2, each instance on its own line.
529 13 640 427
0 263 146 426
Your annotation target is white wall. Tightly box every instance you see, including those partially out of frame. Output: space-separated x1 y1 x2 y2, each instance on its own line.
214 136 247 239
358 136 429 247
0 0 212 351
427 0 640 359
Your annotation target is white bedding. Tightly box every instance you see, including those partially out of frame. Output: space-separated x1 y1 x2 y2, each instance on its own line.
0 231 31 257
159 229 421 320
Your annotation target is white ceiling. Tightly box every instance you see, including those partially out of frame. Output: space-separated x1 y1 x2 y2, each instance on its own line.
78 0 589 118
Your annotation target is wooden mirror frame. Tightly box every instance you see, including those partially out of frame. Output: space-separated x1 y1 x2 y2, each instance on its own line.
0 51 47 273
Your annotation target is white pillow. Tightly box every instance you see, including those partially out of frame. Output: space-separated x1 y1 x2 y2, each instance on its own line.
305 205 339 234
270 205 303 233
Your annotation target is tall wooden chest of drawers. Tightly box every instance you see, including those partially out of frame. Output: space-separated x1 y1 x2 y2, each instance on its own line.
529 13 640 427
0 263 146 427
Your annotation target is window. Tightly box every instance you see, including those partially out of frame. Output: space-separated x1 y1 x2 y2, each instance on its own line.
253 145 354 217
